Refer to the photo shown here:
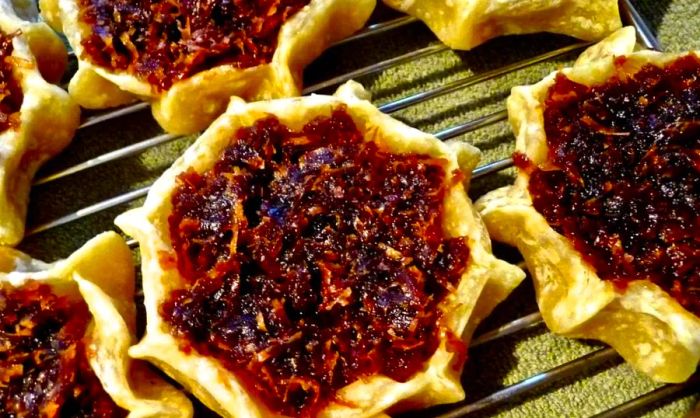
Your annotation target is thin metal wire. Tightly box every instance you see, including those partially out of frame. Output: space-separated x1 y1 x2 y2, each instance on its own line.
379 42 589 114
303 44 448 94
435 110 508 141
26 187 150 236
437 348 620 418
620 0 663 51
472 156 514 180
471 312 544 348
34 133 180 186
80 102 150 129
591 377 700 418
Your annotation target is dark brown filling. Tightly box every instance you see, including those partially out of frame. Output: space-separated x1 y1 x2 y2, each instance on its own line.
164 108 470 417
0 31 22 133
0 282 127 418
517 54 700 317
78 0 311 91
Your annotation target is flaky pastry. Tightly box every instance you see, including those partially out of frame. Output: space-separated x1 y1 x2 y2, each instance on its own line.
0 232 193 417
383 0 622 50
45 0 375 135
115 81 524 418
0 0 79 246
476 27 700 383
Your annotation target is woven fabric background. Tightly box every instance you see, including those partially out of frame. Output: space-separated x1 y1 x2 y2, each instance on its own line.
19 0 700 416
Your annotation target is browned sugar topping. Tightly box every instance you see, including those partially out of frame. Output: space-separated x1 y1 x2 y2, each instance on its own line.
78 0 311 91
164 107 471 417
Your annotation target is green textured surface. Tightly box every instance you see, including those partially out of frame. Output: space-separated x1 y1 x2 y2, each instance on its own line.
19 0 700 416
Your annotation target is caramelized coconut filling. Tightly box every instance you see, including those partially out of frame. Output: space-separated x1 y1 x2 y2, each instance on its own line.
78 0 311 91
516 54 700 317
164 108 471 416
0 31 22 133
0 282 127 417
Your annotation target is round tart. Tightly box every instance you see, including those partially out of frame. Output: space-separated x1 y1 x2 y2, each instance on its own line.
0 0 79 246
476 27 700 383
382 0 622 50
0 232 193 417
115 81 524 417
45 0 376 135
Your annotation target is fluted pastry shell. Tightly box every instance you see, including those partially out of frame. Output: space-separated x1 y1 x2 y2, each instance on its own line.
475 27 700 383
115 81 525 418
383 0 621 50
47 0 376 135
0 231 194 417
0 0 79 246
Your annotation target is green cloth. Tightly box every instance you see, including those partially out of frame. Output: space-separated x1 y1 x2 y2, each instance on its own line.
20 0 700 416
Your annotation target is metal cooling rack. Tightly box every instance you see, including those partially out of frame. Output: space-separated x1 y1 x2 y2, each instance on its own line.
24 0 700 416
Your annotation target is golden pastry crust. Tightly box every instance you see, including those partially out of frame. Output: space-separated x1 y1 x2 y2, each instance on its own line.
0 0 79 246
0 232 194 417
47 0 375 135
475 27 700 383
382 0 622 50
115 81 525 418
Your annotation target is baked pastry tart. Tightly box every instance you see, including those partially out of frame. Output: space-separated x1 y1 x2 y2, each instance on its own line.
382 0 622 50
0 231 194 417
115 81 525 417
0 1 80 246
476 27 700 383
47 0 376 135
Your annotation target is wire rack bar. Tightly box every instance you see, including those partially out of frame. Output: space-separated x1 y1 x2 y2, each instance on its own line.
80 102 150 129
620 0 662 51
435 110 508 141
303 44 448 94
471 312 543 348
591 377 700 418
378 42 588 114
34 133 179 186
472 156 514 180
437 348 620 418
26 186 150 236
